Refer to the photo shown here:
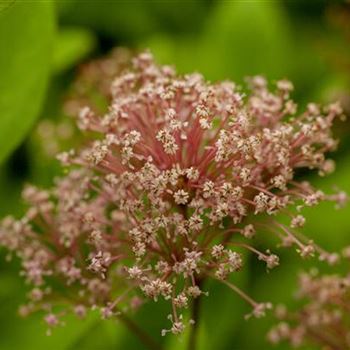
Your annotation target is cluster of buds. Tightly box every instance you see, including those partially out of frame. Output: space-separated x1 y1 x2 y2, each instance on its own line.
268 264 350 349
0 50 347 336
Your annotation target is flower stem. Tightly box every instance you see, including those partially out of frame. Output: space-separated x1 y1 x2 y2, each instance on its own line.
187 279 203 350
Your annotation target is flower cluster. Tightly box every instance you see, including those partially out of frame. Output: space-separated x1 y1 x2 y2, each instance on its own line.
0 51 346 336
268 265 350 349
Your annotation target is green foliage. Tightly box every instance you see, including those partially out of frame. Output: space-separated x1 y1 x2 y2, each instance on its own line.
58 0 209 43
59 0 157 42
146 1 293 81
196 272 248 350
0 0 15 12
0 2 55 164
52 27 97 74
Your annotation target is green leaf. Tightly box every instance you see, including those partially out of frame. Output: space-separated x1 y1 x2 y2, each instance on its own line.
0 259 103 350
113 300 169 350
147 1 293 82
197 273 248 350
59 0 157 41
0 0 14 12
53 27 96 74
0 2 55 164
197 1 293 80
66 318 124 350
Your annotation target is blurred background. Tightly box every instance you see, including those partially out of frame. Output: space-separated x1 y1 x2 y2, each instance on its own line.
0 0 350 349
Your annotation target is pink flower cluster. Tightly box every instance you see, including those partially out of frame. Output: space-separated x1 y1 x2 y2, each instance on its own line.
0 51 346 336
268 264 350 349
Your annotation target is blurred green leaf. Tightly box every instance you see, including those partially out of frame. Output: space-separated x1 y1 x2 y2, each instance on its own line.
0 257 104 350
0 311 104 350
53 27 96 73
59 0 156 42
198 1 293 80
147 1 293 81
0 2 54 164
67 318 124 350
112 300 169 350
196 272 248 350
0 0 14 12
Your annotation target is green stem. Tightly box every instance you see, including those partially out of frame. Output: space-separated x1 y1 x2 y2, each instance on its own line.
187 279 203 350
